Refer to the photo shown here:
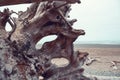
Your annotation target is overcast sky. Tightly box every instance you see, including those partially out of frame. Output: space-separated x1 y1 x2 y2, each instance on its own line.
0 0 120 44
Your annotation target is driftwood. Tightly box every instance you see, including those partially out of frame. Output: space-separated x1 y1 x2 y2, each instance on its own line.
0 0 91 80
0 0 81 6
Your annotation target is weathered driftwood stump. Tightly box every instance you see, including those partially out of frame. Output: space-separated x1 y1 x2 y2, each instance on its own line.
0 0 90 80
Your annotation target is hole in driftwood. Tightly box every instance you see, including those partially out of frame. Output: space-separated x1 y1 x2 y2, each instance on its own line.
35 35 57 49
56 15 60 19
11 13 18 18
51 58 69 67
5 22 12 32
39 76 44 80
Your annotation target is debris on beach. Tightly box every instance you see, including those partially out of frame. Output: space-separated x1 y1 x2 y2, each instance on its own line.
85 57 97 66
110 61 120 70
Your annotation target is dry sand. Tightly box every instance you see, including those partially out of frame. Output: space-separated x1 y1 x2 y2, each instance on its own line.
74 44 120 79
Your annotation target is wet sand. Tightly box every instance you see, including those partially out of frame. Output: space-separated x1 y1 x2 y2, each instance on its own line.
74 44 120 79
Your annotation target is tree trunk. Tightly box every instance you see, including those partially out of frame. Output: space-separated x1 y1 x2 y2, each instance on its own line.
0 1 91 80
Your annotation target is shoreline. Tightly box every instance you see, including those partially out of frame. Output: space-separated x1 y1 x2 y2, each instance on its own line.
74 44 120 48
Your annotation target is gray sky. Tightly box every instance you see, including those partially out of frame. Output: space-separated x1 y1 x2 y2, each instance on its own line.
70 0 120 43
0 0 120 44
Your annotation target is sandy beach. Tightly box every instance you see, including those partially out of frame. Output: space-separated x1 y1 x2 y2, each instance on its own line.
37 44 120 79
74 44 120 79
